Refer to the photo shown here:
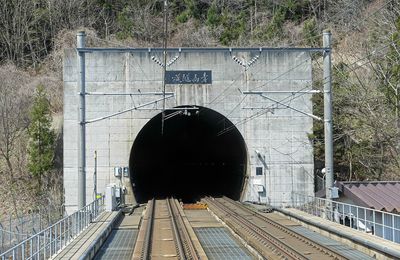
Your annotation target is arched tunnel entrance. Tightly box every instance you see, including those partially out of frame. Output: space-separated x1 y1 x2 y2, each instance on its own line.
129 106 247 203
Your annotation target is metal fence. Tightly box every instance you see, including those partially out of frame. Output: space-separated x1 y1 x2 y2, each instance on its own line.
291 193 400 243
0 206 64 253
0 197 104 260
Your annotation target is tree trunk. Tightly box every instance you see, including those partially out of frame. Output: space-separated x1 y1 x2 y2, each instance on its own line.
5 158 20 219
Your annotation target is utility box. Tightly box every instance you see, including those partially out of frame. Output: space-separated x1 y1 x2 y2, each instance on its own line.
105 185 116 211
114 167 122 178
115 187 121 198
115 186 124 206
330 186 339 199
123 167 129 177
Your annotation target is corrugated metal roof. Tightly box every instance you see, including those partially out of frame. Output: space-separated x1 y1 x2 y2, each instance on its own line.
339 182 400 213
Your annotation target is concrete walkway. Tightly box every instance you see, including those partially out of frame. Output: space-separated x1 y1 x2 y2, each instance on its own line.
53 211 120 260
278 208 400 260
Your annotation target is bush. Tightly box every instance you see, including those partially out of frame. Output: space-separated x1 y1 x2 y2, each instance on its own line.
206 3 220 27
263 7 286 41
116 7 134 40
218 11 246 45
302 17 319 46
176 10 190 23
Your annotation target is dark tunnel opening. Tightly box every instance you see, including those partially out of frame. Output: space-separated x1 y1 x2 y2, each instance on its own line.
129 106 247 203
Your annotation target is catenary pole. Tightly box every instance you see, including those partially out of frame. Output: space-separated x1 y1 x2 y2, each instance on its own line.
77 31 86 209
94 151 97 200
323 30 334 200
161 0 168 135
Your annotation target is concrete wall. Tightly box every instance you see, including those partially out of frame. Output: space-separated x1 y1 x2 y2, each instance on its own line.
63 49 314 213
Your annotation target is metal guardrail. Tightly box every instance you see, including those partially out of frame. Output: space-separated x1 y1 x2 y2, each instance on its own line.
291 193 400 243
0 205 64 253
0 197 105 260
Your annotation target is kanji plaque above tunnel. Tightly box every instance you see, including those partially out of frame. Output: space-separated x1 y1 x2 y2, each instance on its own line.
165 70 212 84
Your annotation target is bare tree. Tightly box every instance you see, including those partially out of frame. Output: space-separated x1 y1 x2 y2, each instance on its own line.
0 64 32 217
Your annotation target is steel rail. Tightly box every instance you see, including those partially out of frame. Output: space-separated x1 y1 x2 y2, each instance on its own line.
140 198 199 260
169 198 200 260
206 197 349 260
205 197 307 260
141 198 155 260
166 198 186 259
220 196 348 259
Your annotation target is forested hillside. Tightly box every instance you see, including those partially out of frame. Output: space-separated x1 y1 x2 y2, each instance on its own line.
0 0 399 216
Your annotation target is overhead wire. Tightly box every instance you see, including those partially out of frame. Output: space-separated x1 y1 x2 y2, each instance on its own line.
206 33 324 125
215 56 313 133
205 33 324 107
87 33 322 130
86 28 322 99
216 0 395 136
326 0 392 36
81 0 393 132
333 41 395 75
217 34 398 137
227 58 311 113
216 83 316 136
87 32 320 132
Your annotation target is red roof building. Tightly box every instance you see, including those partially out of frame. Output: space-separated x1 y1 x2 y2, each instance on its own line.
336 181 400 213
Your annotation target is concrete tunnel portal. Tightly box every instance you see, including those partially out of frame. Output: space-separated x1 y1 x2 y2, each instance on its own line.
129 106 248 203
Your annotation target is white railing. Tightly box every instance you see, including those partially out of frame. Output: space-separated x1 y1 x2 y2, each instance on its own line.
0 197 105 260
290 193 400 243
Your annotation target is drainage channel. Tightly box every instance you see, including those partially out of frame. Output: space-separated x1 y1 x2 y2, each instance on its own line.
183 205 255 259
195 227 254 260
94 210 142 260
94 229 138 259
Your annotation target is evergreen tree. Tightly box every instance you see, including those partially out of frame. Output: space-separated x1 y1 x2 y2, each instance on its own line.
28 85 55 191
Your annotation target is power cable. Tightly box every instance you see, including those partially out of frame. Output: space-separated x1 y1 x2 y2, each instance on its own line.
215 57 313 129
205 32 325 107
86 29 324 107
333 41 395 75
87 33 323 107
216 83 315 136
218 3 398 136
208 0 393 124
328 0 392 36
83 0 393 133
216 37 398 137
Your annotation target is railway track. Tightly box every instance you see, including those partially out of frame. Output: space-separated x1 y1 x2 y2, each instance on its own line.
203 196 349 260
132 198 200 260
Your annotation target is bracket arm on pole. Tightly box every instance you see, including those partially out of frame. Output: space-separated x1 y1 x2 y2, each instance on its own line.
241 90 321 94
85 95 174 124
260 94 322 121
85 92 175 96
